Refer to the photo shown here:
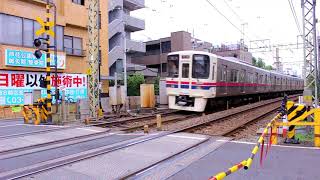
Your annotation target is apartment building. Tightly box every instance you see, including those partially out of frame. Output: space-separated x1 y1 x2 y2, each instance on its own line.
211 42 253 65
131 31 212 77
0 0 108 106
108 0 146 77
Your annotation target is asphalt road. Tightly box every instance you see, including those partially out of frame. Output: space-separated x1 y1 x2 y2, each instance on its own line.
0 134 141 173
168 141 319 180
0 124 61 137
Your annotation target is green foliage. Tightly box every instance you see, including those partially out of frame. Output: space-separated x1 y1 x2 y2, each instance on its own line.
127 73 145 96
265 65 274 70
153 76 160 95
252 57 274 70
252 57 257 66
256 58 266 68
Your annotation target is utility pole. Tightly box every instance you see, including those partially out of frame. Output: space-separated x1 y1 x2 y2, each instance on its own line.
301 0 318 107
88 0 100 118
123 32 127 111
274 48 282 73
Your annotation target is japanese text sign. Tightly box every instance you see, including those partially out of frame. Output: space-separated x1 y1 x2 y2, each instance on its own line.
5 49 66 69
0 71 87 105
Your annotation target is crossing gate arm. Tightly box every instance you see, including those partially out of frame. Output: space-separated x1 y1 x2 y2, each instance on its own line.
209 113 282 180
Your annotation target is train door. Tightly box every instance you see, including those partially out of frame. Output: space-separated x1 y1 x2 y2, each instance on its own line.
221 65 227 94
240 69 246 93
180 62 190 89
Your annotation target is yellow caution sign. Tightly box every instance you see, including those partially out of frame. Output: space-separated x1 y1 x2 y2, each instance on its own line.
35 16 55 37
86 68 92 75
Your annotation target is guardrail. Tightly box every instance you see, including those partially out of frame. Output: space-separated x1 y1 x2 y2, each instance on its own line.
209 113 282 180
209 96 320 180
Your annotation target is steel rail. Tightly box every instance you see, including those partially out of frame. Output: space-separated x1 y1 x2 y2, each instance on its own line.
122 114 200 132
177 95 299 133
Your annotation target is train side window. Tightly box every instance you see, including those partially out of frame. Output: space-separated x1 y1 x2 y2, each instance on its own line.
248 73 253 83
221 65 227 81
212 65 215 80
255 73 258 83
240 69 246 82
182 63 189 78
259 75 263 84
231 69 238 82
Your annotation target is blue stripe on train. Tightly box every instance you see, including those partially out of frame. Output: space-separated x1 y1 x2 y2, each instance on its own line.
191 86 211 90
181 85 189 89
166 84 179 88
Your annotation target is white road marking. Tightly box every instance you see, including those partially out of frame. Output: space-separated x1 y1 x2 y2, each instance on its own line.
76 128 103 132
168 134 207 140
217 139 320 150
21 124 66 128
0 124 25 128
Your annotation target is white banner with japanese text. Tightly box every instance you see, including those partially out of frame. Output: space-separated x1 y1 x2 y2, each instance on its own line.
0 71 87 105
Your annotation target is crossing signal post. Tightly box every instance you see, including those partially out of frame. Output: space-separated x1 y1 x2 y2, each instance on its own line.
34 3 55 123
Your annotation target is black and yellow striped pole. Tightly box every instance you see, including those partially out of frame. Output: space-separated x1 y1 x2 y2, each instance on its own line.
45 3 52 123
244 113 282 170
209 160 247 180
34 2 55 123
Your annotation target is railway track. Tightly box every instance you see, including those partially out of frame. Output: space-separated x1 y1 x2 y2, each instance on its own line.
0 96 298 179
181 95 298 138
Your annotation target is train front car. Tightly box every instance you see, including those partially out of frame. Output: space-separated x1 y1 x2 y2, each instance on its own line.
166 51 217 112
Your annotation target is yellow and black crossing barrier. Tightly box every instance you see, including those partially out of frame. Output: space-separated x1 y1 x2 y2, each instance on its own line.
209 114 282 180
244 113 282 170
276 100 320 147
209 160 247 180
284 101 308 143
22 98 49 125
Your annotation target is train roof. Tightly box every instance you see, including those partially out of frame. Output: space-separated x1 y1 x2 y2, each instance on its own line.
168 50 302 80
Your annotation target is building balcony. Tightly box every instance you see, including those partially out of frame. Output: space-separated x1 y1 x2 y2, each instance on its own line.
126 39 145 53
108 0 123 11
108 46 124 68
124 14 145 32
109 19 124 39
124 0 145 11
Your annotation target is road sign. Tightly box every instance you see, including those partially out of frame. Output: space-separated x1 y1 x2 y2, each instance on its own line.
35 16 55 37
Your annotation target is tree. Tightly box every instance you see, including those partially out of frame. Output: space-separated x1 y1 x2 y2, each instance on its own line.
252 57 274 71
127 73 145 96
153 76 160 95
252 57 257 66
265 65 274 70
257 58 266 68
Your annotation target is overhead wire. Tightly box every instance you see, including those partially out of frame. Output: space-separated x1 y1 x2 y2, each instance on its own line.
222 0 242 21
288 0 303 35
204 0 274 61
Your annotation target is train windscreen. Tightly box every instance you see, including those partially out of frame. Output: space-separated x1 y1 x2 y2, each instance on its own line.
168 55 179 78
192 54 210 79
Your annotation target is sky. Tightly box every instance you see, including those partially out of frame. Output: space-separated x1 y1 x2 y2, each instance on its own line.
131 0 320 76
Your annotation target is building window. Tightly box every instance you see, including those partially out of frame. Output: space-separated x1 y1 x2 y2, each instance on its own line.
146 44 160 55
0 13 64 50
64 35 83 56
161 63 167 72
23 19 34 47
161 41 171 53
72 0 85 5
0 14 22 45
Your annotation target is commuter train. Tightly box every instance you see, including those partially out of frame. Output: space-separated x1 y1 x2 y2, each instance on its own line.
166 51 303 112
